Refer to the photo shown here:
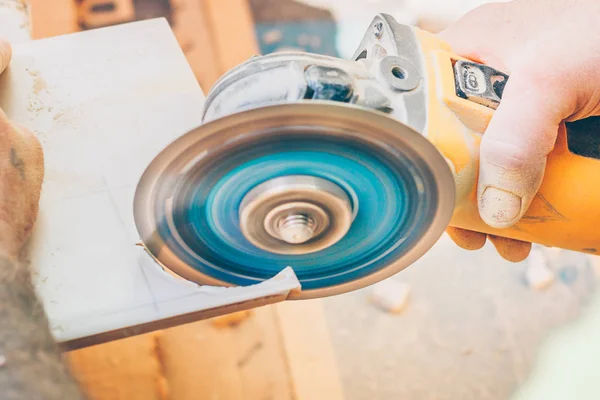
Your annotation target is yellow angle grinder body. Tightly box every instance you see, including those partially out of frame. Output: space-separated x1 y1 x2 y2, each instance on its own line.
134 14 600 299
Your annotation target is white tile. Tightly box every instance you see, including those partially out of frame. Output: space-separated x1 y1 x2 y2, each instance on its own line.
3 20 297 345
30 191 155 320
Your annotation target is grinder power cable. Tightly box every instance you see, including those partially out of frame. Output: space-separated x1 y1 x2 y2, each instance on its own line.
134 14 600 299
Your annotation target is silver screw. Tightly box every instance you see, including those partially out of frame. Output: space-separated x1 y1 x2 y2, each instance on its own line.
277 214 316 244
373 22 384 38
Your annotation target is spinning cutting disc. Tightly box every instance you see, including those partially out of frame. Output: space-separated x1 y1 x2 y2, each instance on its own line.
133 103 455 299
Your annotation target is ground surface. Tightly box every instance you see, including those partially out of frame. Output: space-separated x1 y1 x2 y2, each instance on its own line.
324 235 596 400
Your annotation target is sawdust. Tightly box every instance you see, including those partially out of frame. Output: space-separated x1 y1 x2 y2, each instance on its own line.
27 101 43 114
25 69 48 116
32 75 47 95
0 0 29 21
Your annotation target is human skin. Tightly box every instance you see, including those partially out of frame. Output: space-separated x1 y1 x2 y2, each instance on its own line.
0 39 85 400
0 0 598 395
440 0 600 261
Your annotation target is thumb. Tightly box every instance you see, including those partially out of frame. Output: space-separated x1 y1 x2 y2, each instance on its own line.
0 39 11 75
478 70 567 228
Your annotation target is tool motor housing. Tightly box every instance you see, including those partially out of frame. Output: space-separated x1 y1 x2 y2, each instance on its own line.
202 14 600 255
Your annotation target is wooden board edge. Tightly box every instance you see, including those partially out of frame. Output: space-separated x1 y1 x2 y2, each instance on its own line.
275 299 346 400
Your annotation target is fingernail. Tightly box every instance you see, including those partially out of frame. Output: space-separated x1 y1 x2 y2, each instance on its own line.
480 187 522 227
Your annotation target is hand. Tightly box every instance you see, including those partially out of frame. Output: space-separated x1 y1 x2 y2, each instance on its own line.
439 0 600 262
0 40 83 400
0 39 44 260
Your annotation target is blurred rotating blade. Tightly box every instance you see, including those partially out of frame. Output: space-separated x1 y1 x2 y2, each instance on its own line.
133 103 455 299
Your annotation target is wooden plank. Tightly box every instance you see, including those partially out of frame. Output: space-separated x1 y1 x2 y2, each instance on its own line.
67 333 168 400
28 0 80 39
160 321 244 400
171 0 260 91
66 301 343 400
66 306 297 400
203 0 260 73
275 300 345 400
235 307 293 400
158 306 293 400
170 0 221 92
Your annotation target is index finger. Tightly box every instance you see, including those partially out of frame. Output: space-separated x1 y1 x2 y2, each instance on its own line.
0 39 12 75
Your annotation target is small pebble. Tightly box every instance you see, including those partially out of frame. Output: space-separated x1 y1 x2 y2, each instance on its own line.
525 247 554 290
370 279 410 313
542 246 563 262
0 354 6 368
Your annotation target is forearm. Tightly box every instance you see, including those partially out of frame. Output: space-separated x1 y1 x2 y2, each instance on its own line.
0 256 85 400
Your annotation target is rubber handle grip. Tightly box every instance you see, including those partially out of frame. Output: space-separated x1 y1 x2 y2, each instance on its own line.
565 117 600 160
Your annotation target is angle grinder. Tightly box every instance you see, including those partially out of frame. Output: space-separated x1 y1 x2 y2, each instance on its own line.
133 14 600 299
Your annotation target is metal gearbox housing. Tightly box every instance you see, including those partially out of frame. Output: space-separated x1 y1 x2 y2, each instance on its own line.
202 14 429 134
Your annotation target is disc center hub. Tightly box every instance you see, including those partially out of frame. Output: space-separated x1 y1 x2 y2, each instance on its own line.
239 175 354 255
264 202 330 244
277 214 316 244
